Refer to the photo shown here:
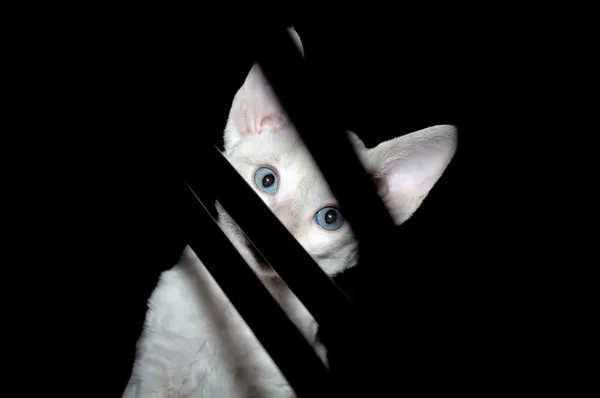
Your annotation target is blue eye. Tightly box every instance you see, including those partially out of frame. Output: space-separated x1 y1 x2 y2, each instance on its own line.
315 207 344 231
254 167 278 195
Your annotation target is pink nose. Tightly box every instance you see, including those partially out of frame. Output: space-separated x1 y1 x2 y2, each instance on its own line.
276 212 300 234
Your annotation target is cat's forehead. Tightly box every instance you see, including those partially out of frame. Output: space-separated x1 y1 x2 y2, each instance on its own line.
234 129 299 158
229 130 335 202
233 129 309 167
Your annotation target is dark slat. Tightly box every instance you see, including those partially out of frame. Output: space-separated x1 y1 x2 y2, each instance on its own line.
251 30 396 395
182 180 334 397
184 146 355 331
254 29 397 260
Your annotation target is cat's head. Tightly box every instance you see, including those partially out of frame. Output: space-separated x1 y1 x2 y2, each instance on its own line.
217 28 457 278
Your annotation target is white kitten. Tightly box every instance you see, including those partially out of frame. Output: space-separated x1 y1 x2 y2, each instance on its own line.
123 27 458 398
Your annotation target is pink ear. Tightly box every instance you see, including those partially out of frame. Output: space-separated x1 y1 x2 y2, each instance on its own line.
365 125 458 225
230 64 287 137
224 27 303 153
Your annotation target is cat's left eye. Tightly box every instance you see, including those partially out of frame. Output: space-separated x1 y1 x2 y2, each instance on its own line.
315 207 344 231
254 167 278 195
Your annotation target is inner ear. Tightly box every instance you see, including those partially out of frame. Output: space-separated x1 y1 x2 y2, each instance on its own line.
367 125 458 225
235 64 288 136
223 27 303 153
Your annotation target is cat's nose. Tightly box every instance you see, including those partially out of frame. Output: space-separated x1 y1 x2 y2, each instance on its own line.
276 212 300 234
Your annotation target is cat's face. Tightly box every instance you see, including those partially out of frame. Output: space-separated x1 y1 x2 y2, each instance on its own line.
218 125 359 277
217 28 458 278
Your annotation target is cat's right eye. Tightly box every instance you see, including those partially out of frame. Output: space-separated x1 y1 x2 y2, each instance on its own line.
254 167 279 195
315 207 344 231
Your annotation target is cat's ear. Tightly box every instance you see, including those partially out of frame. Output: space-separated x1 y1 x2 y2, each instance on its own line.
358 125 458 225
223 27 304 153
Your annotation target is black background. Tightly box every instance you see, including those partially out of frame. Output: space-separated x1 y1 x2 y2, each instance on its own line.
22 12 513 397
106 19 469 394
10 4 584 394
101 19 468 395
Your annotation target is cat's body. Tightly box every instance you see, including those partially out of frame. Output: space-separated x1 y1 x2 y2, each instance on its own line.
122 246 313 398
124 28 458 398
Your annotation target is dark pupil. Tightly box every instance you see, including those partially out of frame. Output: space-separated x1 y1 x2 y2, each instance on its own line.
325 209 337 224
262 174 275 187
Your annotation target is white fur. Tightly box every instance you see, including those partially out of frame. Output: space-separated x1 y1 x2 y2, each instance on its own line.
124 27 458 397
